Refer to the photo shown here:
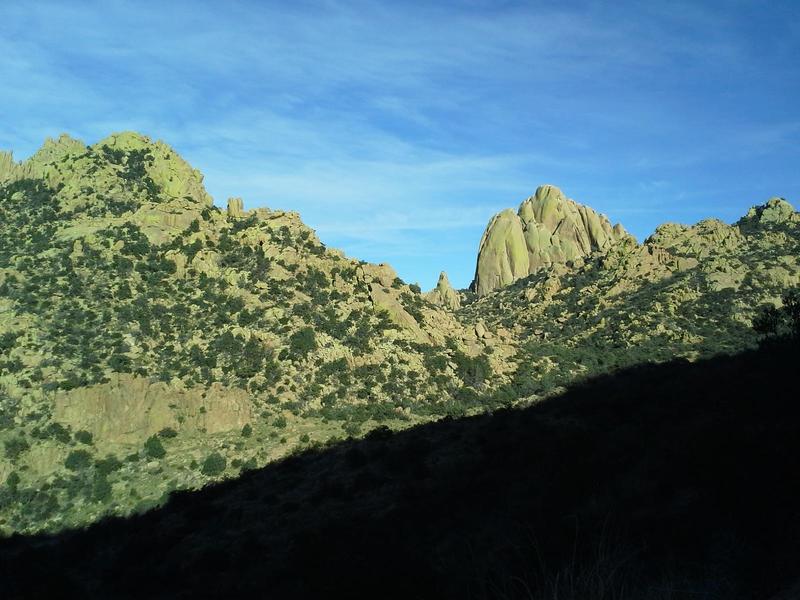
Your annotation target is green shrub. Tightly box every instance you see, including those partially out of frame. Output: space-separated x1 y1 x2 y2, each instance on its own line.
4 436 29 460
200 452 226 476
6 471 20 492
754 288 800 338
753 304 783 336
46 422 72 444
452 351 492 387
144 435 166 459
273 415 287 428
95 455 123 476
289 327 317 358
91 474 113 503
241 423 253 437
65 449 92 471
158 427 178 439
343 422 361 437
74 430 93 445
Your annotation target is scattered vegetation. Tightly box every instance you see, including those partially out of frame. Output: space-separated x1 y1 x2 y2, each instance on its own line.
1 132 798 553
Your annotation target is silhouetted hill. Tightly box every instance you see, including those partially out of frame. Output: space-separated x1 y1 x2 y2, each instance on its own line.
1 339 798 599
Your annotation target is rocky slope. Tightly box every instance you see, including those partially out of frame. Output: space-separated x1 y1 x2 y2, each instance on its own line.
460 189 799 405
0 133 510 533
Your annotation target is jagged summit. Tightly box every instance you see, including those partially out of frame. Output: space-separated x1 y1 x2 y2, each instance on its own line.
27 133 87 165
425 271 461 310
92 131 213 207
738 197 797 231
2 131 213 211
471 184 628 296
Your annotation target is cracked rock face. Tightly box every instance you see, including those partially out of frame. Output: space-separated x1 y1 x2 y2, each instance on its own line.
471 185 627 296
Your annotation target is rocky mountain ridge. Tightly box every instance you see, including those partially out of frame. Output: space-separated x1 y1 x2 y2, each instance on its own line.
458 188 798 406
0 132 508 533
0 131 798 539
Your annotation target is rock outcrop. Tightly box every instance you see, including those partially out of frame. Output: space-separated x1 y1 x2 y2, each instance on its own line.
471 185 627 296
227 197 245 218
425 271 461 310
0 151 15 183
737 197 798 231
53 374 253 447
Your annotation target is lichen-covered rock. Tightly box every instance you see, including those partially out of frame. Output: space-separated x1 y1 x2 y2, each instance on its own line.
53 374 252 447
360 263 399 289
472 208 530 296
425 271 461 310
131 198 208 245
26 134 88 173
0 151 16 183
647 219 743 259
227 197 245 218
471 185 627 295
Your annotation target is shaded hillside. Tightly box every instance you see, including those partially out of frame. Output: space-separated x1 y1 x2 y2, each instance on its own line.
1 339 798 600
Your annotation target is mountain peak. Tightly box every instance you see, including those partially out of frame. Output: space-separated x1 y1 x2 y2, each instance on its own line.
96 131 156 151
471 185 627 296
28 133 87 165
90 131 213 207
738 196 797 231
425 270 461 310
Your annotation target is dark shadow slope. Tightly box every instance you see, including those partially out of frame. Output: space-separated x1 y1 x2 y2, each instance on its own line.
1 341 799 600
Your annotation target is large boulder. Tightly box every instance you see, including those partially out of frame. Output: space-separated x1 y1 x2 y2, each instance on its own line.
359 263 399 289
472 208 530 296
471 185 627 295
227 197 245 218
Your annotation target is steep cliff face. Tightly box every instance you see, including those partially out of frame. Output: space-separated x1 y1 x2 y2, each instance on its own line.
471 185 627 296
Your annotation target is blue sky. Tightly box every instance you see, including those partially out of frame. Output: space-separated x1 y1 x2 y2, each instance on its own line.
1 1 798 289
